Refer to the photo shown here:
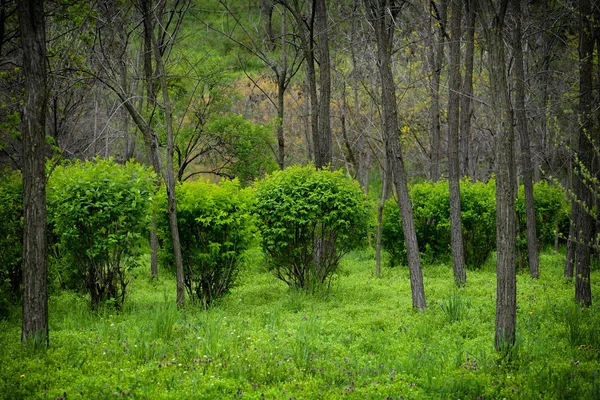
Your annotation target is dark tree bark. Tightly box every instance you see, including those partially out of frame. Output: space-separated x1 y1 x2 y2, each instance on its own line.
365 0 426 310
314 0 332 168
459 0 475 178
477 0 517 351
573 0 595 307
447 0 466 285
276 8 287 169
512 0 539 279
426 0 447 181
18 0 49 345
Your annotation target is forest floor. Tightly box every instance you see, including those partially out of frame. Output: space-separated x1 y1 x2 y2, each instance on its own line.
1 248 599 399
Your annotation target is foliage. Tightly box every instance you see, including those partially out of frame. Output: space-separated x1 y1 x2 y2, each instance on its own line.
0 169 22 319
253 165 370 291
382 179 496 269
206 114 277 185
47 158 155 310
154 179 254 306
0 250 599 399
460 179 497 269
516 180 570 264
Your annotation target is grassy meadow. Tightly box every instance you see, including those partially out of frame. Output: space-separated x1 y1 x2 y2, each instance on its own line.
1 248 599 399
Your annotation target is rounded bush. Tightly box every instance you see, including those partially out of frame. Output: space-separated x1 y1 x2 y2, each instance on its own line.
48 158 155 309
155 179 254 306
253 165 370 291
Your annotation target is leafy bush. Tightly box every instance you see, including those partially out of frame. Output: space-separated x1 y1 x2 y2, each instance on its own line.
253 165 370 291
382 179 496 269
460 179 496 269
47 158 155 309
515 180 570 260
155 179 254 306
0 169 22 318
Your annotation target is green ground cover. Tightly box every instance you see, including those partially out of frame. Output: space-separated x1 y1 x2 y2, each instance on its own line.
1 248 599 399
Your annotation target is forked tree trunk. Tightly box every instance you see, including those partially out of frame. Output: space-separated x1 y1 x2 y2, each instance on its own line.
447 0 466 285
513 0 539 279
18 0 49 345
365 0 426 310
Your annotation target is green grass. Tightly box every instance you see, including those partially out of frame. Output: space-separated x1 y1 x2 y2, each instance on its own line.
1 248 600 399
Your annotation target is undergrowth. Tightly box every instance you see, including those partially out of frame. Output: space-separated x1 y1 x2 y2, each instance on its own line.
1 248 599 399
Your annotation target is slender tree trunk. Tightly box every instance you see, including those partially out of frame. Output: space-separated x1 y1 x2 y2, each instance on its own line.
478 0 517 351
314 0 332 168
513 0 539 279
18 0 49 346
574 0 595 307
152 17 186 307
365 0 426 310
150 213 159 278
376 157 392 278
427 0 447 181
459 0 475 178
448 0 466 285
276 8 287 170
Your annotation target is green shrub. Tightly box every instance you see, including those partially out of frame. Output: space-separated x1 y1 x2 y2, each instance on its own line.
155 179 254 306
253 165 369 291
460 179 496 269
0 169 22 318
516 180 570 264
47 158 155 309
382 179 496 269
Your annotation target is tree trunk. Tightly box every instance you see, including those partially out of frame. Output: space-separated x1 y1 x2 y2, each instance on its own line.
574 0 595 307
314 0 332 168
448 0 466 285
478 0 517 351
376 157 392 278
365 0 426 310
459 0 475 179
18 0 49 346
276 8 287 170
427 0 447 181
152 16 186 307
512 0 539 279
150 213 159 278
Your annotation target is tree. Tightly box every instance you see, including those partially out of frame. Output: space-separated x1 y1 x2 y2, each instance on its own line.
426 0 447 181
18 0 48 345
364 0 426 310
447 0 466 284
572 0 595 307
314 0 332 169
212 0 303 170
459 0 475 178
477 0 517 351
280 0 332 168
512 0 539 279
